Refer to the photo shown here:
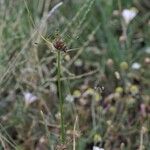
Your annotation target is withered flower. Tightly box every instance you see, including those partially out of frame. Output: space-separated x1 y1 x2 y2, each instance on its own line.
53 37 67 52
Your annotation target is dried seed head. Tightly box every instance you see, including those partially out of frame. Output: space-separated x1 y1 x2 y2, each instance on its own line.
53 37 67 52
144 57 150 64
106 58 114 68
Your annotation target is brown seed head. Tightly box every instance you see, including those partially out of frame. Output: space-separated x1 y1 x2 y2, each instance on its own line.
53 38 67 52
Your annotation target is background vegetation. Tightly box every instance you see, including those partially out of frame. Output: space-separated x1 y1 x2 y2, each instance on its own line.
0 0 149 149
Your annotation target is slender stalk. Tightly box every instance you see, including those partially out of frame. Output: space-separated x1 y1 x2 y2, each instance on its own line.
73 116 78 150
40 111 52 149
57 51 65 143
139 127 144 150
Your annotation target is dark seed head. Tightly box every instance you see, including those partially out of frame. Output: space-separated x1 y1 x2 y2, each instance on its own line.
53 38 67 52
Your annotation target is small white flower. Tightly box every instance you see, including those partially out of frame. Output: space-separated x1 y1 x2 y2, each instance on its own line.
74 59 83 67
131 62 141 70
93 146 104 150
65 94 74 102
50 83 57 93
23 92 38 105
122 8 138 25
145 47 150 54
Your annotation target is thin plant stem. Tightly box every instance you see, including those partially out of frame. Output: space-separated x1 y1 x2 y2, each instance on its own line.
40 111 52 150
73 116 78 150
57 51 65 143
0 133 16 150
139 127 144 150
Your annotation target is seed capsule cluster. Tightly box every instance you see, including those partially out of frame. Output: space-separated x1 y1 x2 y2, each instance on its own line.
53 37 67 52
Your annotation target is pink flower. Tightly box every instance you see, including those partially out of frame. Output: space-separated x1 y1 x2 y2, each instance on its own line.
23 92 38 105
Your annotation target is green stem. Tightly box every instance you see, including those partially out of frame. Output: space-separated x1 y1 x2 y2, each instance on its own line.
57 51 65 143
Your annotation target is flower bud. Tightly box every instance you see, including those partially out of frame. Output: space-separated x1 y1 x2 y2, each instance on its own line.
120 61 128 70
